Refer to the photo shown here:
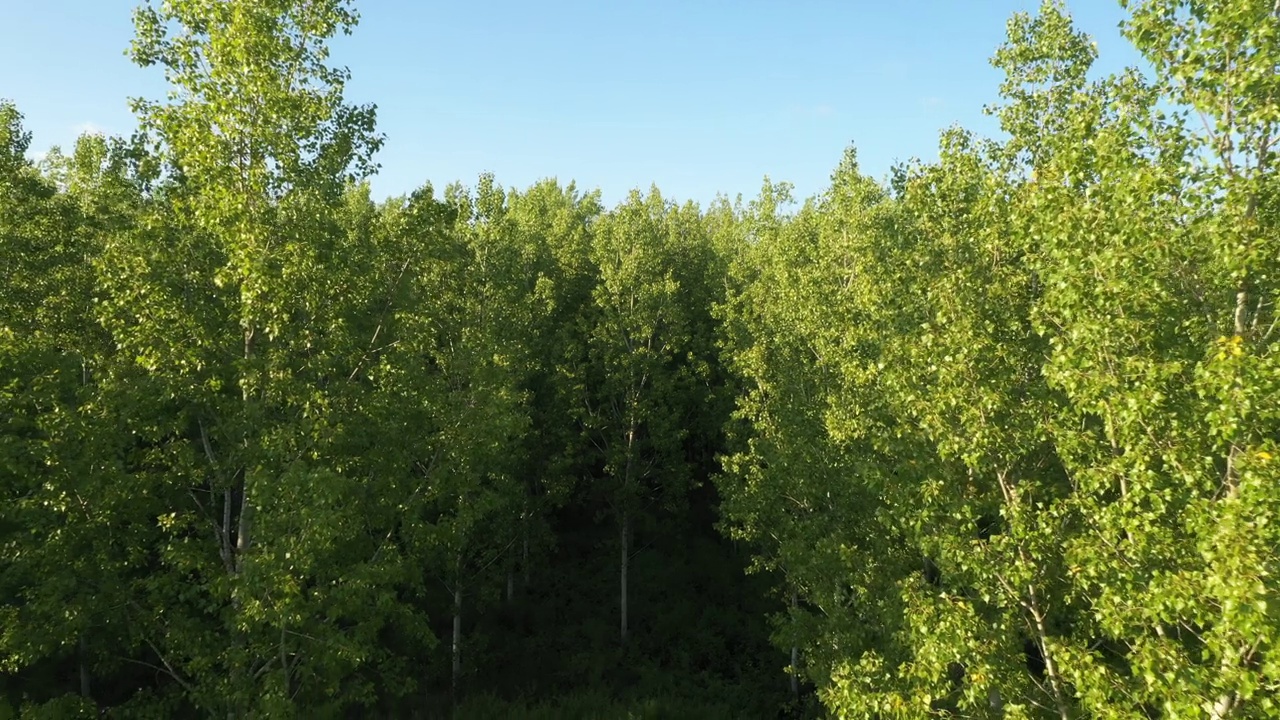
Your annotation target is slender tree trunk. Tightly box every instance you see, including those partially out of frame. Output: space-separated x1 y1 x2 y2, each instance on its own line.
1234 287 1250 338
620 510 630 645
452 554 463 705
997 471 1070 720
521 516 530 590
1028 592 1070 720
1211 687 1238 720
1209 271 1254 718
789 591 799 701
234 486 253 573
279 626 291 702
78 635 91 700
620 420 637 646
790 645 799 698
1210 642 1251 719
236 326 255 574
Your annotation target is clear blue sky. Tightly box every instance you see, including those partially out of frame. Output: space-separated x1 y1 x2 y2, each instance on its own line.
1 1 1145 207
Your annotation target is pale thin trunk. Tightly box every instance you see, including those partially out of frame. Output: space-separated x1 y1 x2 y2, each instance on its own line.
452 555 463 703
522 530 530 589
221 328 257 720
1028 587 1070 720
451 591 461 690
521 501 531 590
1210 644 1250 719
789 645 799 699
1109 427 1135 547
1205 55 1272 720
234 491 253 574
620 511 630 645
78 635 91 700
506 568 514 603
620 421 636 646
1234 288 1250 338
279 625 291 700
997 471 1070 720
201 419 249 718
1211 688 1238 720
1210 266 1253 718
222 487 234 573
1221 285 1252 499
789 590 800 699
236 327 255 574
199 421 236 576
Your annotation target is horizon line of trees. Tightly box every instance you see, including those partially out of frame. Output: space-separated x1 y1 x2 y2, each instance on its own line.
3 0 1277 718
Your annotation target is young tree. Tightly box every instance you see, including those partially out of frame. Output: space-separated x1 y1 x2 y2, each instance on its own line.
999 0 1280 714
0 104 130 718
716 175 906 712
579 189 717 645
95 0 409 714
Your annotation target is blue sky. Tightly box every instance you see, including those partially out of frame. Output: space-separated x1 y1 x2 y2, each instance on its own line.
1 1 1145 207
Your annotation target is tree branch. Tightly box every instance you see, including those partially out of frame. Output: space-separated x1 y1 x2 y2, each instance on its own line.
139 637 196 696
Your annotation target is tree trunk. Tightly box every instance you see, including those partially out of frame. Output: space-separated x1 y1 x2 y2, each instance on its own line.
522 518 530 589
1030 602 1070 720
1211 692 1238 720
790 645 799 698
789 591 799 700
997 471 1070 720
235 326 255 575
620 419 637 646
234 482 253 574
1210 645 1247 720
620 510 630 645
78 635 91 700
452 555 463 705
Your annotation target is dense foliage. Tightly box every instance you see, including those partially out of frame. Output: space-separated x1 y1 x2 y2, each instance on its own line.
2 0 1277 717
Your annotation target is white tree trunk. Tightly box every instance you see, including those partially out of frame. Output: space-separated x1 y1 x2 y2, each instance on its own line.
452 577 462 702
620 511 630 645
522 521 530 589
78 635 91 699
789 591 799 700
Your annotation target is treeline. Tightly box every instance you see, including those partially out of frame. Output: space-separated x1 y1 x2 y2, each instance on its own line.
2 0 1278 718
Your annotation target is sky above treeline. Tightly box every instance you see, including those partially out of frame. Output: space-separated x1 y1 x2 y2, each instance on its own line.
1 1 1146 207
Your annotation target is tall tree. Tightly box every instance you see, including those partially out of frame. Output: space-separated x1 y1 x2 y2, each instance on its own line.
100 0 397 714
1001 0 1280 714
0 104 126 719
579 189 716 645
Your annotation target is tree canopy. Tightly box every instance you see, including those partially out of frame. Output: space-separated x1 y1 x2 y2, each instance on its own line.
2 0 1277 717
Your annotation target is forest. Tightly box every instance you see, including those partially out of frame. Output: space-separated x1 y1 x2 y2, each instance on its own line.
1 0 1278 717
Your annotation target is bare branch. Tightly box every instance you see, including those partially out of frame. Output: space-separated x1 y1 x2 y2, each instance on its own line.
139 637 196 695
198 419 219 470
349 257 413 382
